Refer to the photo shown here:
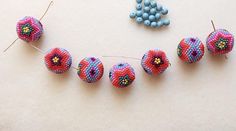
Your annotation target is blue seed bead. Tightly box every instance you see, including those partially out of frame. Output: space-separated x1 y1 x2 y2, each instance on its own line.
136 0 142 3
144 20 151 26
162 19 170 26
156 5 163 11
149 15 155 21
150 8 157 15
161 8 168 15
129 11 136 19
157 21 163 27
151 22 157 27
155 13 161 20
136 4 142 10
144 7 150 12
142 13 149 20
136 10 143 17
150 1 157 8
144 0 150 6
136 17 143 24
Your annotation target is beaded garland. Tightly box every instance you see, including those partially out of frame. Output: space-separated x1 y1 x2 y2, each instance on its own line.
77 57 104 83
130 0 170 28
16 16 43 42
206 29 234 55
109 63 135 88
177 37 205 63
44 48 72 74
141 49 169 75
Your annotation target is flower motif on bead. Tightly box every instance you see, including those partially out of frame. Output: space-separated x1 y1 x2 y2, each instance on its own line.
206 29 234 55
44 48 72 74
21 23 33 36
216 38 228 50
16 16 43 42
119 75 131 87
109 63 135 88
141 49 169 75
51 54 62 66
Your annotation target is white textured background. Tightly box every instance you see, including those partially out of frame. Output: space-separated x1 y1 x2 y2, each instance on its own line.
0 0 236 130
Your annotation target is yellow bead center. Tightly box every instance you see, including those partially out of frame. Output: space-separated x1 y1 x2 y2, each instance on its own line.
52 56 60 63
154 58 161 65
23 27 30 33
122 79 129 85
218 41 226 49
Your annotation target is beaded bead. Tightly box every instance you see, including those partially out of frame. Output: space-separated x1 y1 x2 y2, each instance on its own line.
149 15 155 21
155 13 161 20
150 8 157 15
129 11 136 18
109 63 135 88
44 48 72 74
151 22 157 27
77 57 104 83
136 10 143 17
144 0 150 6
206 29 234 55
161 7 168 15
16 16 43 42
142 13 149 20
144 7 150 12
136 0 142 3
136 17 143 24
141 49 169 75
136 4 142 10
144 20 151 26
162 19 170 26
177 37 205 63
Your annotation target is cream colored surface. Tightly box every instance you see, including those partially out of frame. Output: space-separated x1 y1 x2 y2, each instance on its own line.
0 0 236 130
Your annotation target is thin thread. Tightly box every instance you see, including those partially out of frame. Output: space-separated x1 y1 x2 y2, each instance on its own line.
72 66 79 70
211 20 216 31
102 55 141 61
39 1 54 21
29 44 45 54
3 38 19 52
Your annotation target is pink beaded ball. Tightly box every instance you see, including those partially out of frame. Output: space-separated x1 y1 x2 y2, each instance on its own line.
16 16 43 42
206 29 234 55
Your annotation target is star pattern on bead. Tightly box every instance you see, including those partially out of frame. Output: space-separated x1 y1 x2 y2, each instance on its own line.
21 23 34 36
206 29 234 55
216 38 228 50
16 17 43 42
109 63 135 88
119 75 131 87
